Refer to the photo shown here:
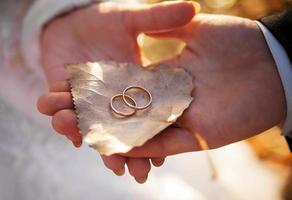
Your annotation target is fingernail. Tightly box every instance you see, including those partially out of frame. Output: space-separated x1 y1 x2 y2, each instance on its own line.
135 176 148 184
113 167 125 176
152 160 164 167
190 1 201 12
73 141 82 148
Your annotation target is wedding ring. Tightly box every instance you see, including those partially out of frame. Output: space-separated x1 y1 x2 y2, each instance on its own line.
110 94 137 117
122 85 152 110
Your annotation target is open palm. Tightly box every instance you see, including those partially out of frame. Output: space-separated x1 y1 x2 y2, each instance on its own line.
123 14 285 158
38 1 195 183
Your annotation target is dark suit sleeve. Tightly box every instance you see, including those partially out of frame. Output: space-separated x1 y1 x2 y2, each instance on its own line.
259 8 292 60
259 9 292 151
287 137 292 151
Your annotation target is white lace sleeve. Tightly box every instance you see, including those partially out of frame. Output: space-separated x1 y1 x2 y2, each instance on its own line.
21 0 102 81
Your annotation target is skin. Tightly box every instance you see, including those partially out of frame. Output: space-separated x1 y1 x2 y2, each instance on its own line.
38 1 196 184
122 14 286 157
38 4 287 183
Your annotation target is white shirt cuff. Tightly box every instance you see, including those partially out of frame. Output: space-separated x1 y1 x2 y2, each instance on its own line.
21 0 102 81
256 21 292 137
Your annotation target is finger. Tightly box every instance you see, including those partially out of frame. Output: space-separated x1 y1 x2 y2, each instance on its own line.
151 157 165 167
145 28 188 41
127 158 151 184
72 140 82 148
121 128 201 158
126 1 195 34
101 155 126 176
49 81 71 92
37 92 73 116
52 109 82 144
144 15 199 42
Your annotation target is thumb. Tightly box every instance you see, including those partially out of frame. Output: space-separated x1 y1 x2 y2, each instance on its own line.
126 1 195 34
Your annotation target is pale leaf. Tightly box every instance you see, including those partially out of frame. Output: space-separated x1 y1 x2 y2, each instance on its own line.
66 61 194 155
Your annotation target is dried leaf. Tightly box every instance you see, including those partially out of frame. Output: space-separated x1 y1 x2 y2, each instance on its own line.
66 61 194 155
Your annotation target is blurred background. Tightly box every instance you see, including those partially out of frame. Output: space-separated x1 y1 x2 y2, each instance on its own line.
0 0 291 200
150 0 291 17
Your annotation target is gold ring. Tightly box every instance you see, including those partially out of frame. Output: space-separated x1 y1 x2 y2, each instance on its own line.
110 94 137 117
122 85 152 110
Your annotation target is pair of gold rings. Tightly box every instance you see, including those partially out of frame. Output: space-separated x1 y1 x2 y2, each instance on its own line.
110 85 153 117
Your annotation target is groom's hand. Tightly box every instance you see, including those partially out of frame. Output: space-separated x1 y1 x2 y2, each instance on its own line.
119 14 286 158
38 1 195 183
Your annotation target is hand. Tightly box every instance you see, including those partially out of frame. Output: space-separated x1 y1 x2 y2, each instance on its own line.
121 14 286 158
37 1 195 183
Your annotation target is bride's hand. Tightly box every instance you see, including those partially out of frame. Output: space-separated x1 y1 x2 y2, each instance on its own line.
37 1 195 183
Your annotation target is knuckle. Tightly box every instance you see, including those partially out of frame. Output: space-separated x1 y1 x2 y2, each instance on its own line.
49 81 71 92
37 93 51 115
51 110 68 134
51 114 63 134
